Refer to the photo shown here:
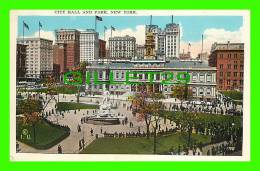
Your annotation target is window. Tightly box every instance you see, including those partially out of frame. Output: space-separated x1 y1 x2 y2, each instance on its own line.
192 88 197 96
227 72 231 77
199 75 205 82
219 64 223 69
192 74 197 81
234 72 237 77
156 74 160 80
220 72 223 77
227 80 230 85
206 74 212 82
206 88 211 95
199 88 204 95
99 72 103 79
228 64 231 69
240 72 244 77
234 65 238 69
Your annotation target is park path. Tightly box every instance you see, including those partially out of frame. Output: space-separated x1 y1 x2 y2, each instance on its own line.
18 94 175 154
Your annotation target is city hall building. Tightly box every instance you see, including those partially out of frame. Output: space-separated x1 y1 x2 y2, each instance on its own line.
84 59 217 101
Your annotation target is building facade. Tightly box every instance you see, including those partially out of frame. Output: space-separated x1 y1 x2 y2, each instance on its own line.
79 29 99 62
208 42 244 91
16 44 27 78
99 39 106 59
84 60 216 101
109 35 136 60
135 45 145 60
55 29 80 70
179 52 191 60
146 23 180 60
17 38 53 79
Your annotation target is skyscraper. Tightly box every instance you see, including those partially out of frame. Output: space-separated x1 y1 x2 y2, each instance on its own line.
145 23 180 60
17 38 53 79
79 29 99 62
55 29 80 69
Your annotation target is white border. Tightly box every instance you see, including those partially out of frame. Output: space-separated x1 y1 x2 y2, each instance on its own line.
10 10 250 162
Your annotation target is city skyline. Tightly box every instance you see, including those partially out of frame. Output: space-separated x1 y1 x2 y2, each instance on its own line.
17 16 244 57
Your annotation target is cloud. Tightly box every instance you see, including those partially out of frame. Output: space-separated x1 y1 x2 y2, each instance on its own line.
33 30 56 43
104 25 145 45
181 26 245 58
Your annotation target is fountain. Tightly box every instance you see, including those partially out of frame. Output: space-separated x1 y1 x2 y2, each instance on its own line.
86 91 124 125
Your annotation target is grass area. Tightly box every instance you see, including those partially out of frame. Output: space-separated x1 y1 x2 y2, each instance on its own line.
81 132 211 154
16 119 70 149
221 90 243 101
161 111 242 129
57 102 99 111
24 85 79 94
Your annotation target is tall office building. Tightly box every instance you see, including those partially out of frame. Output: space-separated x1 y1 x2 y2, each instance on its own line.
17 38 53 79
55 29 80 70
209 42 244 91
109 35 136 60
16 44 27 78
136 44 145 60
145 23 180 60
79 29 99 62
99 39 106 59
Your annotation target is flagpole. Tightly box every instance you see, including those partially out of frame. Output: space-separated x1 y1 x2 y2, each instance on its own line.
95 17 97 32
23 21 25 44
39 23 40 38
104 27 106 40
111 27 112 38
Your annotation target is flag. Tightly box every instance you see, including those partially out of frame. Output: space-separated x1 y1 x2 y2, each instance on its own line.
39 21 42 28
111 26 115 31
104 26 107 30
23 21 29 30
96 16 102 21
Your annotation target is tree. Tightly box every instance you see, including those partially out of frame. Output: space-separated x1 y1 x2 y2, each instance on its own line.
132 87 152 139
42 76 58 116
132 85 165 154
172 84 193 105
76 61 90 103
17 98 42 144
180 112 198 148
149 93 164 154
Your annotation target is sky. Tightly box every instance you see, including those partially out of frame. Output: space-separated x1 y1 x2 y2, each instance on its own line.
18 15 244 57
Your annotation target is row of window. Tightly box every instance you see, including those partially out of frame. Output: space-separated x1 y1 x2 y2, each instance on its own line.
192 74 212 82
219 72 243 77
219 79 243 85
218 53 244 59
219 64 244 70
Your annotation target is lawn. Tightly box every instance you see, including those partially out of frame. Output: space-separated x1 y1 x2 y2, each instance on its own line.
26 85 79 94
16 119 70 149
221 90 243 101
81 132 211 154
56 102 99 111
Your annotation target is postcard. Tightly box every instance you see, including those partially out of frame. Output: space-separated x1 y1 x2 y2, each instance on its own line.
10 10 250 161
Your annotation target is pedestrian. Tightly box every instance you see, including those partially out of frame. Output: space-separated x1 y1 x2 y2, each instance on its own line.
16 142 20 152
90 128 93 136
79 140 82 150
82 138 85 149
100 127 103 134
58 144 62 154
